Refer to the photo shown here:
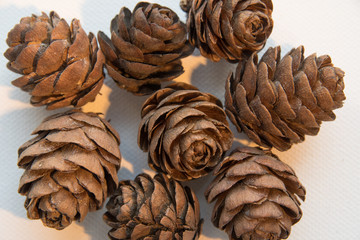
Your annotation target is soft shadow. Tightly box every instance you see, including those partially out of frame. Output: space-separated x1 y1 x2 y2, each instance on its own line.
183 174 228 240
0 106 64 220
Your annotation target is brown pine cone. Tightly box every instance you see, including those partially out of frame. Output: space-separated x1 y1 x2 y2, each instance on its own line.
225 46 346 151
186 0 273 62
4 11 105 110
98 2 194 95
205 147 306 240
138 82 233 181
103 173 203 240
17 109 121 230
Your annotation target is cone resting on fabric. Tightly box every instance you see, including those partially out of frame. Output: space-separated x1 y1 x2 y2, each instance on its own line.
17 109 122 230
4 11 105 110
225 45 346 151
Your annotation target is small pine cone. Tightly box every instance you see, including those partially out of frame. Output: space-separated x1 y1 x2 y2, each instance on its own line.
17 109 121 230
205 147 306 240
186 0 273 63
225 46 346 151
98 2 194 95
4 12 105 110
138 82 233 181
103 173 203 240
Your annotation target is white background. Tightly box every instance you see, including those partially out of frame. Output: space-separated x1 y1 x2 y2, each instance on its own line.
0 0 360 239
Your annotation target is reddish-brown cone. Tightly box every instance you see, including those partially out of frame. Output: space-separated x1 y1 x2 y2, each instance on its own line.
186 0 273 62
4 11 105 110
138 82 233 181
17 109 122 230
104 173 203 240
205 147 306 240
225 46 346 151
98 2 194 95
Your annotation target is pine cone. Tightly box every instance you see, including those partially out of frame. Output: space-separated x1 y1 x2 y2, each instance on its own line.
4 11 105 110
138 82 233 181
186 0 273 62
17 109 121 230
225 46 346 151
98 2 194 95
205 147 306 240
103 173 203 240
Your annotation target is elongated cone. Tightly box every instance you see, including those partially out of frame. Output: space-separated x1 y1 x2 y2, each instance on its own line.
225 46 346 151
186 0 273 62
205 147 306 240
138 82 233 181
103 173 203 240
17 109 122 230
98 2 194 95
4 11 105 110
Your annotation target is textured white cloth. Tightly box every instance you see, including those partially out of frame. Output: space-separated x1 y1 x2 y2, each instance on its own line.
0 0 359 239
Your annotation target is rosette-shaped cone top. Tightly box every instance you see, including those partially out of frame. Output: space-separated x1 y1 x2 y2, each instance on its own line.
104 173 203 240
186 0 273 62
205 147 306 240
138 82 233 181
225 46 346 151
4 11 105 110
98 2 194 95
17 109 122 230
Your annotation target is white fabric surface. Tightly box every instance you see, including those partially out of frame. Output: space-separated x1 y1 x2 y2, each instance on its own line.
0 0 359 239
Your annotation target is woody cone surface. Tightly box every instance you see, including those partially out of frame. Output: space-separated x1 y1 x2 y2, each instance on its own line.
103 173 203 240
186 0 273 62
205 147 306 240
4 12 105 110
17 109 121 230
138 82 233 181
225 46 346 151
98 2 194 95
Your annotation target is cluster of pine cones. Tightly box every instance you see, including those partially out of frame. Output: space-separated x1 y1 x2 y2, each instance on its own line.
4 0 345 239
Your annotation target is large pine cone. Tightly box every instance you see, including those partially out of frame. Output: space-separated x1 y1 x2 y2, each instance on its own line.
186 0 273 62
205 147 306 240
4 12 105 110
17 109 121 230
225 46 346 151
138 82 233 181
98 2 194 95
104 173 203 240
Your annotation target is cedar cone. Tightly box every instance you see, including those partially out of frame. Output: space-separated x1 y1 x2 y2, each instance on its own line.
103 173 203 240
225 46 346 151
205 147 306 240
186 0 273 63
17 109 122 230
138 82 233 181
4 11 105 110
98 2 194 95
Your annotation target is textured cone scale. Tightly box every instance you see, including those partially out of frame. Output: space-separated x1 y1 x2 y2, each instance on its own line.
4 12 105 110
205 147 306 240
138 82 233 181
98 2 194 95
103 173 203 240
186 0 273 63
17 109 121 230
225 46 346 151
